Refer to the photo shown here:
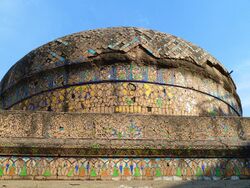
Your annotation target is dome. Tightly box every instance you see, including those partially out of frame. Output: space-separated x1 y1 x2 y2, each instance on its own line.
0 27 242 116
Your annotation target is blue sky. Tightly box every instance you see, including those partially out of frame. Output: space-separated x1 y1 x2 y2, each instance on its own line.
0 0 250 116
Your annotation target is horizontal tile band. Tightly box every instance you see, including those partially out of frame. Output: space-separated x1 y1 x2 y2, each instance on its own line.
4 80 241 116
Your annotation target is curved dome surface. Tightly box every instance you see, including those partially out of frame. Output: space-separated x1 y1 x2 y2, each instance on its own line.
0 27 242 116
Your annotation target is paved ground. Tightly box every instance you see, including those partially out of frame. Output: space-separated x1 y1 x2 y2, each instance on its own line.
0 180 250 188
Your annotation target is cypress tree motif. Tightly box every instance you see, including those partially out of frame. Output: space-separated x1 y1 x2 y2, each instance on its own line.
119 164 123 174
123 165 130 177
0 165 3 176
90 168 97 177
112 166 119 177
43 169 52 177
134 166 141 177
215 167 221 177
235 166 241 177
79 166 85 177
67 168 74 177
195 166 203 177
204 166 211 177
155 167 162 177
130 164 134 175
9 165 16 176
176 167 182 177
20 166 27 176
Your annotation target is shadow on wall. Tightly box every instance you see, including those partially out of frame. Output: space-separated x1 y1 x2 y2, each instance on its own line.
197 97 237 117
197 97 249 142
120 180 250 188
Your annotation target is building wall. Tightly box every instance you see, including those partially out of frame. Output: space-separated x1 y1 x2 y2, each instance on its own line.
2 63 241 116
0 108 248 142
0 111 248 180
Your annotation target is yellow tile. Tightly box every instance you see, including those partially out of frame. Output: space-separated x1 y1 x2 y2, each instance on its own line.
134 106 137 113
137 106 141 113
114 106 119 112
129 106 133 113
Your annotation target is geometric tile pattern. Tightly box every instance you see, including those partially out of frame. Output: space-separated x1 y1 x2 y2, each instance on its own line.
0 157 249 180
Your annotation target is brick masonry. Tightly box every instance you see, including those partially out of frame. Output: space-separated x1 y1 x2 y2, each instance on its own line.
0 111 248 180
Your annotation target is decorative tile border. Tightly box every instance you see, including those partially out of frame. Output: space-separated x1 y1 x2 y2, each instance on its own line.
0 157 249 180
2 63 241 115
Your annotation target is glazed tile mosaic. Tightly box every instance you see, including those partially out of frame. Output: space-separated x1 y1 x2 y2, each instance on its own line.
2 63 241 116
0 157 249 180
0 27 248 181
7 82 238 116
0 27 242 116
0 111 248 158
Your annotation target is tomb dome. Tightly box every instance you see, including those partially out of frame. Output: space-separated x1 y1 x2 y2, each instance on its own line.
0 27 242 116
